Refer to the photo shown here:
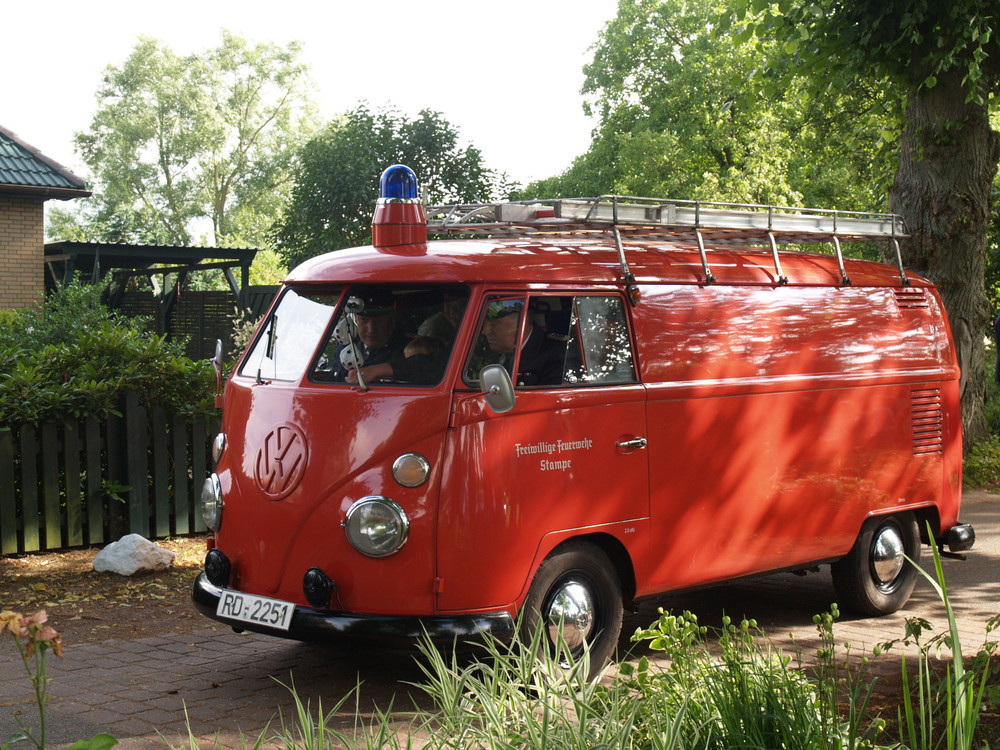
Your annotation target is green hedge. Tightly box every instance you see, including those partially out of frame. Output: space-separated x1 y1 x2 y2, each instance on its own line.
0 284 216 427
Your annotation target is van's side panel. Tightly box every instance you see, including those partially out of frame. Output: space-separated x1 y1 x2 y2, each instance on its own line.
436 386 649 612
634 282 961 596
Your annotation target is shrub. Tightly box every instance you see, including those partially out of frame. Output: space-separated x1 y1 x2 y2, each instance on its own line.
964 437 1000 490
0 284 216 426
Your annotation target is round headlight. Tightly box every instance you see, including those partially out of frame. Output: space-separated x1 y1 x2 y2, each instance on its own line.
342 496 409 558
201 473 223 531
212 433 227 465
392 453 430 488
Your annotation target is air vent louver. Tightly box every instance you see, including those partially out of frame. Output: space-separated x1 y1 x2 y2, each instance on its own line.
895 288 929 309
911 388 943 455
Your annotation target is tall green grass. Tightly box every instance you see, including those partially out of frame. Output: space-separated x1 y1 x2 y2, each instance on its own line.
879 528 998 750
167 558 996 749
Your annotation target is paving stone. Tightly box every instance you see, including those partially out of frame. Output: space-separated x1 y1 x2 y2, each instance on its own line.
1 494 995 744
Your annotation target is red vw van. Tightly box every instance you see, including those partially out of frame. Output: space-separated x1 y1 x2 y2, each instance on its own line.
194 165 975 670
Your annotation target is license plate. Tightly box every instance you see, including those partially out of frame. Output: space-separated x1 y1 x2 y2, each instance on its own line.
216 589 295 631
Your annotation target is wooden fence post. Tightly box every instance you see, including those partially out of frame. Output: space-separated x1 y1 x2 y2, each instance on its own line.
0 431 17 554
123 392 150 537
19 426 39 552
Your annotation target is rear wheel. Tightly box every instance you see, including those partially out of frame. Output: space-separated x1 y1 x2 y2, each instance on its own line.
519 541 623 678
831 512 920 616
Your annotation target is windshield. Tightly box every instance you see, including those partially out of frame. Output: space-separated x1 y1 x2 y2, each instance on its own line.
311 284 469 387
239 287 340 382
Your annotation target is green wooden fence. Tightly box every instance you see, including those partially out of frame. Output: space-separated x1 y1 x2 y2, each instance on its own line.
0 393 216 555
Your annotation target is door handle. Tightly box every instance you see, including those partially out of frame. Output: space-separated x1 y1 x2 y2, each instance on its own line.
616 437 648 451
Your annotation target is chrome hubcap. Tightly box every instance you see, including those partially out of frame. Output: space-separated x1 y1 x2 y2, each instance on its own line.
871 525 905 588
545 579 595 652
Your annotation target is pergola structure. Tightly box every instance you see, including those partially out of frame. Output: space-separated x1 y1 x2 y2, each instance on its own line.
44 241 258 304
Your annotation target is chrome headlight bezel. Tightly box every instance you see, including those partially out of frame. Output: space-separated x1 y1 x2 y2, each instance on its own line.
342 496 409 558
392 453 430 488
212 433 227 465
201 473 223 531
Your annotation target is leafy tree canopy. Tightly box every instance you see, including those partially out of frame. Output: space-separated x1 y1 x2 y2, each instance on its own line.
732 0 1000 443
728 0 999 104
523 0 897 213
275 105 513 270
54 32 316 250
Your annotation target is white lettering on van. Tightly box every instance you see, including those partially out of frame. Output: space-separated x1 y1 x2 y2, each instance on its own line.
515 437 593 460
556 438 593 453
515 441 556 457
540 459 572 472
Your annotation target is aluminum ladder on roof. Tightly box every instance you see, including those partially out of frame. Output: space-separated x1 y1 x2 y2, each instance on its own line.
426 195 910 289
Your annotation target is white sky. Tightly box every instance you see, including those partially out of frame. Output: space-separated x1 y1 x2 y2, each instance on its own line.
2 0 617 191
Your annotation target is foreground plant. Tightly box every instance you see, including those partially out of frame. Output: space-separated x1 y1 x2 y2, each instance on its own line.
1 610 63 749
1 609 116 750
880 532 998 750
625 609 890 750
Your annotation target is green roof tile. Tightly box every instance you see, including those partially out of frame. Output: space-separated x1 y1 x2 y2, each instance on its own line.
0 125 89 198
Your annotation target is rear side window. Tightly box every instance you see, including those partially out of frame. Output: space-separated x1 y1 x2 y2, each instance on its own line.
563 296 636 384
464 294 636 388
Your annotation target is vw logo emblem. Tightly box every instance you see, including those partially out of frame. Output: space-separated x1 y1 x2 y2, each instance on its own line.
254 424 308 500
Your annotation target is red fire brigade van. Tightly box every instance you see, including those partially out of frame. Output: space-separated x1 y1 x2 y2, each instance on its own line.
194 165 975 670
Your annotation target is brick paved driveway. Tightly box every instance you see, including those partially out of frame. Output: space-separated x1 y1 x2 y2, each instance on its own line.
2 494 996 748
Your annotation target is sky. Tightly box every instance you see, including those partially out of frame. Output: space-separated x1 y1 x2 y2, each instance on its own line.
2 0 618 192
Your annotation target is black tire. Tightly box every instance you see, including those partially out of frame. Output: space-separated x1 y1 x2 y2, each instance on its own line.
831 512 921 616
519 541 623 678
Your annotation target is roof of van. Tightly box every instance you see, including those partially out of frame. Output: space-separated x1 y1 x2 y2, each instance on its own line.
285 237 931 289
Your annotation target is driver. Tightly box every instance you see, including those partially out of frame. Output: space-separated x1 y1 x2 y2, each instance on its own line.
333 290 447 385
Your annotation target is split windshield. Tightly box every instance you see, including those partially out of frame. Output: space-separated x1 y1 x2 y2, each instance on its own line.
239 284 469 387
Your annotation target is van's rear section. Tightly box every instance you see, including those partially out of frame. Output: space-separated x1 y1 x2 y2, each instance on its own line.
193 166 975 673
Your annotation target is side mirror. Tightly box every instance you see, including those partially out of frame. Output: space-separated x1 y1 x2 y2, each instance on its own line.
211 339 225 407
480 364 515 414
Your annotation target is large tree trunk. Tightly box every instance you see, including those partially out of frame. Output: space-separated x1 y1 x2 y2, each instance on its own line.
890 69 1000 449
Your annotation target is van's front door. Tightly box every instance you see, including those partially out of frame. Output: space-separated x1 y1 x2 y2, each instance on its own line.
436 293 649 613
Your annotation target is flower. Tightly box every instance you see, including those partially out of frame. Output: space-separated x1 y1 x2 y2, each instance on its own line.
0 609 21 635
2 609 63 658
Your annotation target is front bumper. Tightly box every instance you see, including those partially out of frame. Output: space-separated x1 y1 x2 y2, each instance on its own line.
192 573 516 646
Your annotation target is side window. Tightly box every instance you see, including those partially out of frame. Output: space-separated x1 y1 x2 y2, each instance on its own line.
463 294 635 388
562 296 636 384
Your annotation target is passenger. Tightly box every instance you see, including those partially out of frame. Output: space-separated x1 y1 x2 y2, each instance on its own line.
417 292 467 344
481 299 566 386
404 335 447 359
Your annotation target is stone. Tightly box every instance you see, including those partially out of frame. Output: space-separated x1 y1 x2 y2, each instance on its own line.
93 534 176 576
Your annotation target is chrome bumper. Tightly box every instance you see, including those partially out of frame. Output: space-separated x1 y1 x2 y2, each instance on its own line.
192 573 515 646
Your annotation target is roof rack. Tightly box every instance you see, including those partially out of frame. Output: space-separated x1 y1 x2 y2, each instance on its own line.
426 196 910 288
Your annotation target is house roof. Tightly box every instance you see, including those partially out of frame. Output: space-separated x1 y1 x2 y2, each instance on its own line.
0 125 91 200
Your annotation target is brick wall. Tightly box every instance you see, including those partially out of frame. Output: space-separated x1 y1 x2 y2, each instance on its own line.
0 194 45 310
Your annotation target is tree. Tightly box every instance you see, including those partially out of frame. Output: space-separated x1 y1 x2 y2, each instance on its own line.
734 0 1000 444
524 0 897 212
275 105 512 269
60 32 315 249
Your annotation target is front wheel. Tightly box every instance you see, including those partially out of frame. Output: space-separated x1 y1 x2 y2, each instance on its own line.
831 512 920 616
519 541 623 678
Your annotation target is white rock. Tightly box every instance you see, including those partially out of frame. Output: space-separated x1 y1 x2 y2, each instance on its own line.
93 534 176 576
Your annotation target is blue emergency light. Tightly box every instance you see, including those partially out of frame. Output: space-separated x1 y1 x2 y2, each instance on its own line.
379 164 418 200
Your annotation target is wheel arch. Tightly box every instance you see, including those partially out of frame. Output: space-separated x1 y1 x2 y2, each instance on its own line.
542 532 636 606
911 505 941 545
